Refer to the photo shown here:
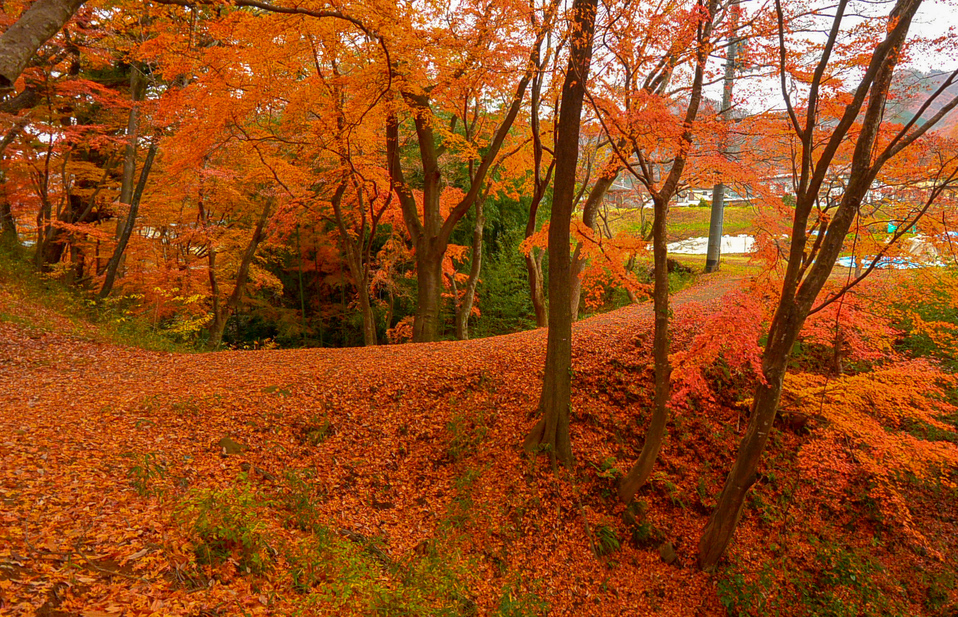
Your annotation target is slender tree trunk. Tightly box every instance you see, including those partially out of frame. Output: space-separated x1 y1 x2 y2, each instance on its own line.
113 68 147 278
698 304 797 567
617 0 718 502
705 4 740 273
206 198 272 348
619 195 671 501
526 249 547 327
0 180 15 246
357 286 377 346
570 168 619 320
524 0 598 467
98 143 157 299
699 0 925 568
329 181 380 347
570 245 585 320
456 200 484 340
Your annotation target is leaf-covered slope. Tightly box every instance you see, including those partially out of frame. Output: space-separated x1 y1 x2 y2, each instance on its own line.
1 274 955 616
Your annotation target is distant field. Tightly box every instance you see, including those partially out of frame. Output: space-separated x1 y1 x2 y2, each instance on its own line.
669 253 761 275
617 204 760 242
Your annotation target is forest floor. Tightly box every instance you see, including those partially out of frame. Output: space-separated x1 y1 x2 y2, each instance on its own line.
1 270 955 616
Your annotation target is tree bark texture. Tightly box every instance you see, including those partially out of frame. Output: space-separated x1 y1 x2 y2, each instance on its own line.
0 0 85 89
524 0 598 467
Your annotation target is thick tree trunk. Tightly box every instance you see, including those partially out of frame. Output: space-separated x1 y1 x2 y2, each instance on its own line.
619 195 671 501
0 0 85 89
413 245 443 343
455 200 484 340
524 0 597 467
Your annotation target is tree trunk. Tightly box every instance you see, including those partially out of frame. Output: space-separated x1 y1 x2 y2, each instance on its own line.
705 6 740 273
113 68 147 278
412 243 443 343
0 120 24 247
698 304 797 567
0 0 86 89
698 0 925 568
526 249 547 327
357 287 377 346
455 200 484 340
616 0 718 501
524 0 598 467
570 245 585 320
618 195 671 501
570 168 619 320
0 180 15 246
99 142 157 299
329 181 380 347
206 198 273 348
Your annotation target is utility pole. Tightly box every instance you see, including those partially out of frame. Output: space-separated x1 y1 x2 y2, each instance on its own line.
705 5 740 273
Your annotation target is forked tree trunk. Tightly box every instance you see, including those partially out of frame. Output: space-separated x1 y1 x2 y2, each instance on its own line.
525 32 554 330
112 68 147 279
524 0 598 467
617 0 718 502
329 180 380 347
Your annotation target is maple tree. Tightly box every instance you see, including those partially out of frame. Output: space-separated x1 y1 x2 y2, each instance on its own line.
699 0 958 568
3 2 958 613
383 0 560 343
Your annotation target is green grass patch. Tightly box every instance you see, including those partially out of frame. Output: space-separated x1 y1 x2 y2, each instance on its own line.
619 205 759 242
